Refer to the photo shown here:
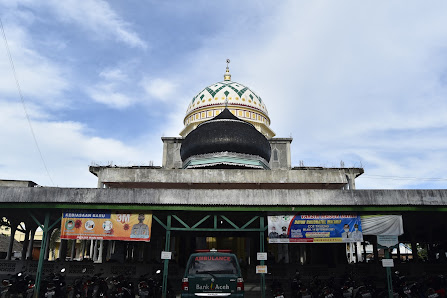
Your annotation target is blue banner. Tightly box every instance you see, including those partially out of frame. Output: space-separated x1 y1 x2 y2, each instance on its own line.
268 214 363 243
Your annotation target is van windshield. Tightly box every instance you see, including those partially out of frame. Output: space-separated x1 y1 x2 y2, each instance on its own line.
188 255 238 275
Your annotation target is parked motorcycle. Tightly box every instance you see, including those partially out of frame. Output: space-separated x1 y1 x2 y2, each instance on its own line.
109 275 132 298
271 277 285 298
339 278 356 297
152 269 174 298
66 267 92 298
1 272 33 298
352 278 375 298
45 268 66 298
394 271 416 298
418 273 446 298
92 273 109 298
137 273 152 298
291 271 313 298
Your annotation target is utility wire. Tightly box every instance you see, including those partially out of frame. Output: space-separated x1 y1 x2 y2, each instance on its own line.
0 17 55 186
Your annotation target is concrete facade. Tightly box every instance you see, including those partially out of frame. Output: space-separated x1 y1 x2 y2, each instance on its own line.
89 167 363 189
0 180 37 188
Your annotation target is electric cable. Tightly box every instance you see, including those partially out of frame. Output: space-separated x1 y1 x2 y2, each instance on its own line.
0 17 55 186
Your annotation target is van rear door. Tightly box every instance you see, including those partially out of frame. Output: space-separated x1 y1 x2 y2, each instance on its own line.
185 253 240 296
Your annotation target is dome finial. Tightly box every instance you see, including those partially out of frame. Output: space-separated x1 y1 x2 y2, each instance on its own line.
224 58 231 81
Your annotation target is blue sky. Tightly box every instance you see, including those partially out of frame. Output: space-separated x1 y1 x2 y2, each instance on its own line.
1 1 447 189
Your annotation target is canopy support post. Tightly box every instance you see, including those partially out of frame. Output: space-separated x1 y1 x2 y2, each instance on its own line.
260 216 266 298
162 215 171 298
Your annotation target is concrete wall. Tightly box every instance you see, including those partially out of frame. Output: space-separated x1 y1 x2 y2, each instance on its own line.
90 167 356 187
269 138 292 170
0 180 37 187
161 137 183 169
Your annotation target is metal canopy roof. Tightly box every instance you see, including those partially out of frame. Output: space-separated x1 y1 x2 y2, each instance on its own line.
0 187 446 211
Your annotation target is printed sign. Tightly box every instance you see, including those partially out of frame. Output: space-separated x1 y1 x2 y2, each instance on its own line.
256 265 268 274
382 259 394 267
161 251 172 260
257 252 267 261
60 210 152 241
377 235 399 248
268 214 363 243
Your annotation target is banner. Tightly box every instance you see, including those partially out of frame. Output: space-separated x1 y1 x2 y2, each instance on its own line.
268 214 363 243
60 210 152 241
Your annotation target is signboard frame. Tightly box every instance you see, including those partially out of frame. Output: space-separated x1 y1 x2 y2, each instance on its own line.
257 252 267 261
377 235 399 249
268 214 363 243
161 251 172 260
382 259 394 267
60 210 152 242
256 265 268 274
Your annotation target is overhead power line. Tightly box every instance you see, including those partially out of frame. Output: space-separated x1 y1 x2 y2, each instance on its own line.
0 17 55 186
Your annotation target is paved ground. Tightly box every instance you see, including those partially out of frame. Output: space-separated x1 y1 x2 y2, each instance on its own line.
244 282 262 297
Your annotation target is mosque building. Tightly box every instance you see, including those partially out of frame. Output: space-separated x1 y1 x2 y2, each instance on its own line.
0 62 446 296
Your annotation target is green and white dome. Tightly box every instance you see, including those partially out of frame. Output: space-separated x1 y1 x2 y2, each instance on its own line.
180 65 275 138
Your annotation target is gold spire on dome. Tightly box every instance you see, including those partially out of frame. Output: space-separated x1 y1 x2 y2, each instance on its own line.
180 60 276 138
224 58 231 81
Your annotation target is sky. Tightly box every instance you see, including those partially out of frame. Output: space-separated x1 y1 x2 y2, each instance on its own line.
1 1 447 189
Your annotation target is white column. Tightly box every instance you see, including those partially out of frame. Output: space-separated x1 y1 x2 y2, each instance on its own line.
70 240 76 260
44 228 52 260
6 225 17 260
27 228 36 260
356 242 363 262
80 240 86 260
97 240 104 263
93 240 99 261
106 240 113 261
89 240 94 259
21 229 31 260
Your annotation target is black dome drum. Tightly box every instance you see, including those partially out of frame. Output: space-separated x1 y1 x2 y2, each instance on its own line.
180 108 271 167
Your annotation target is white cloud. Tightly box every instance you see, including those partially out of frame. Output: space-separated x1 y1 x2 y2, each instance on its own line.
87 67 179 108
99 68 128 81
1 0 147 49
44 0 147 49
86 66 137 108
0 24 70 107
141 77 177 101
0 102 157 187
87 83 134 109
